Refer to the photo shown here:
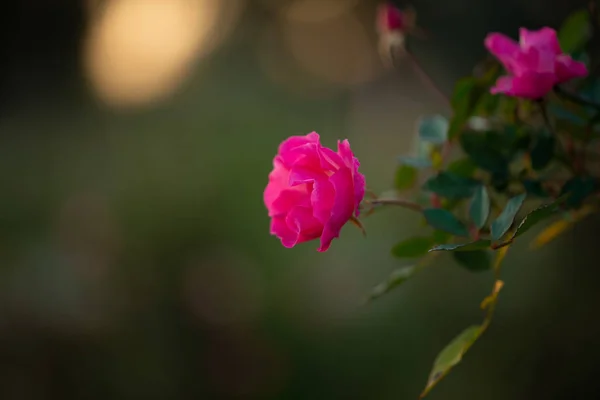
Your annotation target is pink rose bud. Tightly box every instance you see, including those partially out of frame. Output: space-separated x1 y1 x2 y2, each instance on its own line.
377 2 406 33
264 132 366 252
485 27 588 99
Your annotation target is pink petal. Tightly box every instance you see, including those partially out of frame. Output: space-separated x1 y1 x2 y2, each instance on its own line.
336 139 354 168
270 216 299 248
555 54 588 83
336 139 365 216
491 72 555 99
519 27 561 55
311 179 336 225
377 3 405 32
285 206 323 245
278 132 321 168
264 158 290 212
278 132 320 156
353 164 366 217
484 33 520 73
318 167 355 252
268 187 312 217
513 47 555 74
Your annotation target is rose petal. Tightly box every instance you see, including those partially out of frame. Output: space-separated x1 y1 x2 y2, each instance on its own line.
269 187 312 217
377 3 404 32
484 33 520 73
311 178 336 224
491 71 555 99
285 206 323 245
519 27 561 55
318 167 355 252
270 216 298 248
513 47 555 74
555 55 588 83
353 164 366 217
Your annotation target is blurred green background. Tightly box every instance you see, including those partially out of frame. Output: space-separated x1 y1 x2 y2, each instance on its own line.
0 0 599 399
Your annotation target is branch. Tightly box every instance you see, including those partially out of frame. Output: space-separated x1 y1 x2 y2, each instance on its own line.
368 198 424 212
554 85 600 111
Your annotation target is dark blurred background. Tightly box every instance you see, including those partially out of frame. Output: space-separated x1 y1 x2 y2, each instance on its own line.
0 0 599 399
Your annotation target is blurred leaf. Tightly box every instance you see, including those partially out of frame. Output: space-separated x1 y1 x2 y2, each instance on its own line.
420 325 482 398
511 194 570 240
530 131 555 170
432 230 452 244
560 176 596 208
490 169 510 192
460 131 508 173
480 280 504 310
392 237 435 258
429 240 491 252
549 103 587 126
490 193 527 240
419 115 448 144
447 157 477 177
469 186 490 229
558 8 592 54
422 172 479 199
448 78 485 140
398 156 432 168
367 266 415 302
530 204 595 249
530 219 571 249
453 250 491 271
431 150 444 170
423 208 469 237
395 165 418 190
523 179 549 198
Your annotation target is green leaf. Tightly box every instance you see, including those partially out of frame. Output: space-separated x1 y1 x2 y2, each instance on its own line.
560 177 596 208
447 157 477 177
395 164 417 190
490 193 527 240
392 237 436 258
429 240 491 252
422 172 479 199
469 186 490 229
530 131 555 170
367 266 415 302
419 115 448 144
511 194 570 240
423 208 469 237
421 325 482 397
398 156 432 168
460 131 508 173
453 250 491 271
559 8 592 54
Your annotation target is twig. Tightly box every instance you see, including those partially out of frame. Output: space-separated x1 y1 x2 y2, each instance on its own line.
368 198 424 212
406 50 452 110
554 85 600 111
538 100 577 173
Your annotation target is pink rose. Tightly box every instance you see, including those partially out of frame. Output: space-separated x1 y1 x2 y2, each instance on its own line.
377 2 405 33
485 27 588 99
264 132 366 252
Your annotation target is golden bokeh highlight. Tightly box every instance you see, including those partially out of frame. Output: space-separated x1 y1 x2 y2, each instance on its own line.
83 0 244 107
257 2 383 96
281 0 359 23
282 14 383 86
